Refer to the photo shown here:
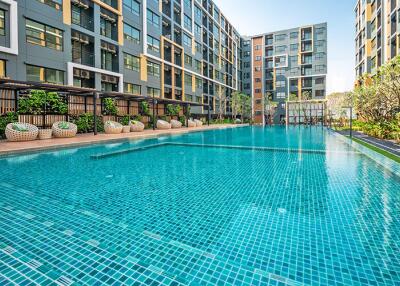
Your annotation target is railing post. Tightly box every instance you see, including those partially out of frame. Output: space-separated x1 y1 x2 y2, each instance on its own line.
93 92 98 135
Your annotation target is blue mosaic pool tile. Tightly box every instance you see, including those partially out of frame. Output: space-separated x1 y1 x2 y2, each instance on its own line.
0 127 399 285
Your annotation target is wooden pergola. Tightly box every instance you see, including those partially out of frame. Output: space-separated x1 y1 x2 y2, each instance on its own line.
0 79 209 134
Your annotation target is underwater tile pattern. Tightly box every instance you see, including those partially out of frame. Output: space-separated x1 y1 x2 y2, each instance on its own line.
0 126 400 285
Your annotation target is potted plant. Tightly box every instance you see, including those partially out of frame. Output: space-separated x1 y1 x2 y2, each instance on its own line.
120 115 131 133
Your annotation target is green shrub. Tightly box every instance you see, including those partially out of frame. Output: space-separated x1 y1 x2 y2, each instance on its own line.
140 101 150 116
120 115 130 126
18 90 67 115
71 113 104 133
0 112 18 138
103 98 118 116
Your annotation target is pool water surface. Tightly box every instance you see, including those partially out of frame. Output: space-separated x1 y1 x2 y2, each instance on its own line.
0 126 399 285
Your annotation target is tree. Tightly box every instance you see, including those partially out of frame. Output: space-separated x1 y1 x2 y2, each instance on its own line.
240 94 252 121
263 92 278 124
217 86 227 120
231 91 243 119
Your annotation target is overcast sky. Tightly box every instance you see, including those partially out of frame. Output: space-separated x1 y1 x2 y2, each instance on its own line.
212 0 355 94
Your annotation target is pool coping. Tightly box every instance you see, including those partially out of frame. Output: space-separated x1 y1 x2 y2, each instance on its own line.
329 129 400 177
0 124 248 157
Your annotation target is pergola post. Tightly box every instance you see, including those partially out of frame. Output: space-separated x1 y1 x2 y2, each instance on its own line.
186 104 190 127
152 98 156 130
93 92 98 135
14 90 19 111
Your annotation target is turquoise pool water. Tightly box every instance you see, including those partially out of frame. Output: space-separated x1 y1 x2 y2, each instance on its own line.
0 126 399 286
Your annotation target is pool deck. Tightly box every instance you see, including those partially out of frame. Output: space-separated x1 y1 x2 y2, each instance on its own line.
0 124 245 156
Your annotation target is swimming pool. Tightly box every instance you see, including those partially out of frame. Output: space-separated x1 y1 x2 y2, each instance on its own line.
0 126 399 285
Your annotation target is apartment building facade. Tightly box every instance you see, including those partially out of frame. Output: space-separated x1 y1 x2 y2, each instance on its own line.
0 0 326 120
243 23 328 124
355 0 398 77
0 0 241 116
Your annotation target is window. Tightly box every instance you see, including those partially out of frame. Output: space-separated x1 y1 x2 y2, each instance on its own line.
290 32 298 39
315 90 325 97
195 41 201 53
124 23 140 44
255 56 261 61
26 65 64 84
290 44 298 52
194 5 202 19
184 15 192 31
255 45 261 50
124 53 139 71
123 0 140 16
275 45 287 54
183 33 192 48
276 92 286 99
194 23 201 37
147 87 160 97
276 80 286 88
0 59 6 78
275 34 287 41
124 83 141 95
184 54 192 66
147 35 160 52
196 77 202 88
185 73 192 86
147 61 160 77
26 19 63 51
315 77 325 85
147 9 160 27
0 10 5 36
195 60 201 72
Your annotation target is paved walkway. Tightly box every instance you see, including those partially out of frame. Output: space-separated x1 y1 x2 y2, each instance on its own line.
0 124 244 156
336 130 400 157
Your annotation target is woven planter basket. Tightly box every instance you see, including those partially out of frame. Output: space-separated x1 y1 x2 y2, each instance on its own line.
130 121 145 132
171 119 182 129
104 121 123 134
122 126 131 133
157 120 171 130
52 121 78 138
194 119 203 127
187 120 196 128
38 129 53 140
5 122 39 142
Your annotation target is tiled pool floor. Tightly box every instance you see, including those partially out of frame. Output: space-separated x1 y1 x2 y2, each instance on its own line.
0 127 400 286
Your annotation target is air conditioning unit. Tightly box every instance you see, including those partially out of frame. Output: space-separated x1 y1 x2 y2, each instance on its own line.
80 35 89 44
81 70 90 79
71 31 80 42
73 68 81 77
108 76 118 84
108 44 117 53
100 41 108 50
101 74 108 81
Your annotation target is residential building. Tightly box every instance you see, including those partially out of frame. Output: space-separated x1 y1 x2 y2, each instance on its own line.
246 23 328 124
355 0 398 77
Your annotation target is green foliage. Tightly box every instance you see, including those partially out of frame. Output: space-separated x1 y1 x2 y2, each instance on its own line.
166 104 181 116
0 112 18 138
71 113 104 133
140 101 150 116
178 115 186 125
18 90 67 115
103 98 118 116
120 115 130 126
